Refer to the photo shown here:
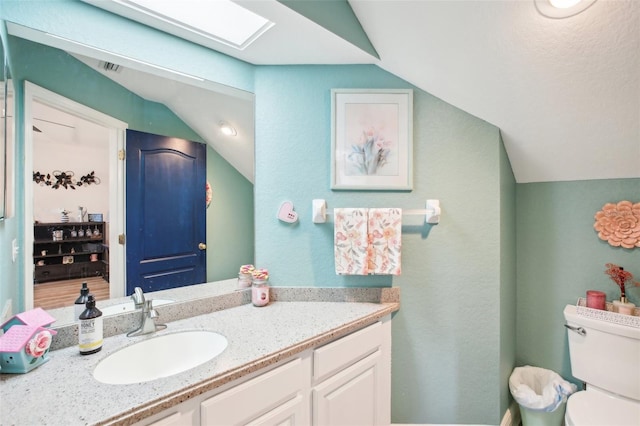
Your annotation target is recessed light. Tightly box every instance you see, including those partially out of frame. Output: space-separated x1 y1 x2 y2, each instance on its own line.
535 0 597 18
549 0 582 8
220 122 237 137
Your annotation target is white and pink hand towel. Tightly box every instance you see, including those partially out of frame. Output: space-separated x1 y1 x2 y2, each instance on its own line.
334 208 369 275
367 208 402 275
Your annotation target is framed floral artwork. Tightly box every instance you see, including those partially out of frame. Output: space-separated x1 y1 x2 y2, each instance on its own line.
331 89 413 190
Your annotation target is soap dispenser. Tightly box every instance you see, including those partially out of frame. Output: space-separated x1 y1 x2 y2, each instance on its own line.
78 294 103 355
74 282 90 319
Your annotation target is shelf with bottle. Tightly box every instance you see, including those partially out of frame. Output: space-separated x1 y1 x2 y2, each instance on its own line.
33 221 107 283
33 221 104 244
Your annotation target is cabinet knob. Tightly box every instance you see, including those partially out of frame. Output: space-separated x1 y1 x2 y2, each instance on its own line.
198 243 207 250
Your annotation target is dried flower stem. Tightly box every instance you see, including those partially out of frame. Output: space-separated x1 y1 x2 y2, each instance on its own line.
604 263 638 299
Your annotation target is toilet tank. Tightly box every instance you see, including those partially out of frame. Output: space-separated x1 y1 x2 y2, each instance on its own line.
564 305 640 401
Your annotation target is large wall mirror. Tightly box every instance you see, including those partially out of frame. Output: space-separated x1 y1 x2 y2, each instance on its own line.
7 24 255 324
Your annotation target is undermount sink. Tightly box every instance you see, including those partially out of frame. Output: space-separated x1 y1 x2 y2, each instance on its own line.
93 330 228 385
100 299 174 316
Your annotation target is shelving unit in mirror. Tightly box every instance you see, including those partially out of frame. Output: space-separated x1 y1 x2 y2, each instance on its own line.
33 222 107 283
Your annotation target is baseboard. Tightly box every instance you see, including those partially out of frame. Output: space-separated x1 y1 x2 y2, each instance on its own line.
500 401 521 426
391 402 520 426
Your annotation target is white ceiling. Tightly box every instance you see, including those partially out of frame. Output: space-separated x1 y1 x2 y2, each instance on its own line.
64 0 640 184
348 0 639 183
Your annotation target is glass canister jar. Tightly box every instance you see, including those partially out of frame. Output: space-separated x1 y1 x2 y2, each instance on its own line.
238 272 253 289
238 264 255 289
252 279 270 307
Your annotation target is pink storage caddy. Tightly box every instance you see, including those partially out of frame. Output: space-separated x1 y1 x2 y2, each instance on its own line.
0 308 57 374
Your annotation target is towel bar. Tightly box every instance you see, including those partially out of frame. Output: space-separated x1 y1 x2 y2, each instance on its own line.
312 199 440 224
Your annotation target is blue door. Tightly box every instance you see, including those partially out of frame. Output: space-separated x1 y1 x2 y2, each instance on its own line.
126 130 206 295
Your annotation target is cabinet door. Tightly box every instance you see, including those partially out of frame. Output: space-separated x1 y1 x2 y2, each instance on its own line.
312 350 381 426
201 357 308 425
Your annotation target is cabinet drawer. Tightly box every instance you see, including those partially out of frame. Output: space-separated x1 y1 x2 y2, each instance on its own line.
201 357 306 425
313 321 381 382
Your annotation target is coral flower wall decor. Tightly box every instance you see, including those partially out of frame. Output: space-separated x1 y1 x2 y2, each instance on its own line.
594 201 640 248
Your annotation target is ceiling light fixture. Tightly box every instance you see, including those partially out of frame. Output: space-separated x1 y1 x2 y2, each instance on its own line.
219 122 237 137
535 0 597 18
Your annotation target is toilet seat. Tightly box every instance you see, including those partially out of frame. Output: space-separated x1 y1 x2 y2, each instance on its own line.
565 390 640 426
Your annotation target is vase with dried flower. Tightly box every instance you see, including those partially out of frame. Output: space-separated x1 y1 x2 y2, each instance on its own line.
605 263 639 315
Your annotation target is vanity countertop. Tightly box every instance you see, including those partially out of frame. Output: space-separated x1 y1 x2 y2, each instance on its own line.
0 299 399 425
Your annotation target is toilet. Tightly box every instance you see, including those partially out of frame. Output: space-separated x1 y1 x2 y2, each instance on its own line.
563 304 640 425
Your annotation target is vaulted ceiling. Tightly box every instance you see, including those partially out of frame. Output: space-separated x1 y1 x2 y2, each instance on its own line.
348 0 639 183
43 0 640 184
248 0 639 183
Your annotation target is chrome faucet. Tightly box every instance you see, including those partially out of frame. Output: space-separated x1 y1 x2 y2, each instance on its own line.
127 288 167 337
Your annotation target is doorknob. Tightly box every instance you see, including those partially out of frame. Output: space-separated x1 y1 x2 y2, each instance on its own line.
198 243 207 250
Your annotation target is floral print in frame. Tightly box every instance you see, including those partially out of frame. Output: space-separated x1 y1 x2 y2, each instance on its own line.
331 89 413 190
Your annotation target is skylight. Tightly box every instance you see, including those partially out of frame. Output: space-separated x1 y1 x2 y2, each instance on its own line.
90 0 274 50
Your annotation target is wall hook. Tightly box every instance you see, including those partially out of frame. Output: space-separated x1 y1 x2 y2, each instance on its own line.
312 199 327 223
425 199 441 224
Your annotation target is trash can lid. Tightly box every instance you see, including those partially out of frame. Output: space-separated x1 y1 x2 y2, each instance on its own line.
566 390 640 426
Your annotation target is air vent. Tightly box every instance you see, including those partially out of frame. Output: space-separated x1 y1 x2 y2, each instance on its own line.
99 61 122 73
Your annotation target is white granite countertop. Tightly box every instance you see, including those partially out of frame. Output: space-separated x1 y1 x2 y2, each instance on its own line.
0 299 399 425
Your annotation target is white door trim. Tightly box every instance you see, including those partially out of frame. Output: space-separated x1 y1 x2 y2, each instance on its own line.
23 81 128 308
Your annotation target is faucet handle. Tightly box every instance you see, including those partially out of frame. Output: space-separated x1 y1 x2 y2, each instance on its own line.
144 300 162 320
149 306 160 320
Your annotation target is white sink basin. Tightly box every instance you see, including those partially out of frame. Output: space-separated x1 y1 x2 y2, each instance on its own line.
100 299 174 316
93 331 228 385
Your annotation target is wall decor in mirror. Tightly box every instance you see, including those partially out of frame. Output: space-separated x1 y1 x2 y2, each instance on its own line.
32 170 101 189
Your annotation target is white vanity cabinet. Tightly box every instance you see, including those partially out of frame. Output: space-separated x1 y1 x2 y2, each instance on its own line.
138 316 391 426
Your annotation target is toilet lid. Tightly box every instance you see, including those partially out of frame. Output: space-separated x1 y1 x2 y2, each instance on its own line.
566 390 640 426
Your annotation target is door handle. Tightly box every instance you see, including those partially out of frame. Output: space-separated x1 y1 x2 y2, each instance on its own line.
198 243 207 250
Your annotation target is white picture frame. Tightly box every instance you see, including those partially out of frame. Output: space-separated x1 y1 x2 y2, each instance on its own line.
331 89 413 190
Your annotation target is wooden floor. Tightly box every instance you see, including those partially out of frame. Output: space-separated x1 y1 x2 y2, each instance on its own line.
34 276 110 310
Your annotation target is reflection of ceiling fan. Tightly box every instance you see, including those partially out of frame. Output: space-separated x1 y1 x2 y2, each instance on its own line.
0 113 38 132
1 115 71 133
32 117 76 133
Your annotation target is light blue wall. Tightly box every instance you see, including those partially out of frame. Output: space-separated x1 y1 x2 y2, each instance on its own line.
516 178 640 386
254 65 513 424
206 146 254 281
